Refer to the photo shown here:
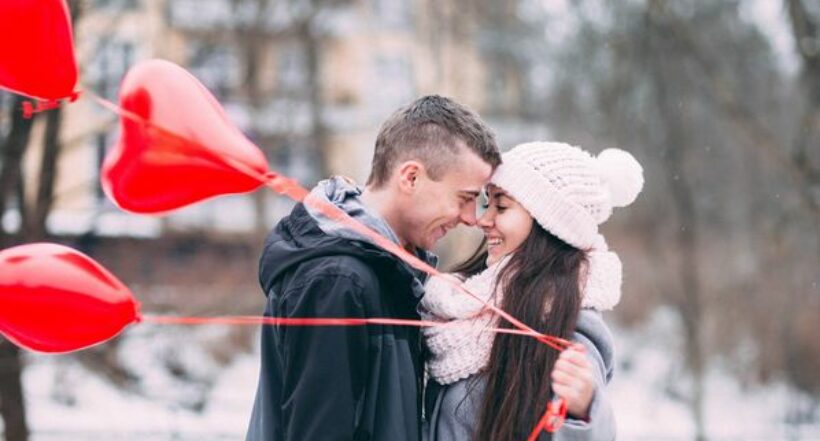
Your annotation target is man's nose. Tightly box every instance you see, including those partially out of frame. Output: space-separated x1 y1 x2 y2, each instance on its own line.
459 203 477 226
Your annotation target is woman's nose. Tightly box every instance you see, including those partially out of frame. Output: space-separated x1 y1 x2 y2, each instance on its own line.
477 210 494 229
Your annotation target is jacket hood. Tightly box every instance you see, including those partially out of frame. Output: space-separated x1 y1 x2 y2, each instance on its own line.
259 203 421 296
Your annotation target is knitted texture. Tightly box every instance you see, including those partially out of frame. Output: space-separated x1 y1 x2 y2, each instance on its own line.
421 254 620 385
421 141 643 385
491 142 643 250
490 141 642 315
420 258 508 385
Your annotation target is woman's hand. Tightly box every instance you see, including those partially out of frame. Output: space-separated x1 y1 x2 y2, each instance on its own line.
551 344 595 420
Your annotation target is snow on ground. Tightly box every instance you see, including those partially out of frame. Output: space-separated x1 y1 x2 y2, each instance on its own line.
19 308 820 440
23 326 259 441
609 308 820 440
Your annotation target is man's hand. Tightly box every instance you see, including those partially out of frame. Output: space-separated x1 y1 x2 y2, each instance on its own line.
551 344 595 420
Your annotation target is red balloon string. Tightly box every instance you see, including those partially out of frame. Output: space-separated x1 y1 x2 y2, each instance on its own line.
527 397 568 441
85 89 570 350
85 89 570 434
89 91 254 174
141 313 570 433
139 314 572 351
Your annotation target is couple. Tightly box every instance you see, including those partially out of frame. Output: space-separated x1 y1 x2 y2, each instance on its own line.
246 95 643 441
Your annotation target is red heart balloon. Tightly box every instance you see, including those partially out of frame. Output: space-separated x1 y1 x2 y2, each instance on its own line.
0 243 139 353
101 59 269 214
0 0 78 100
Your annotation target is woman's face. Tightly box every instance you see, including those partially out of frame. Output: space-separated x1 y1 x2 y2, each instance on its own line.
478 184 534 266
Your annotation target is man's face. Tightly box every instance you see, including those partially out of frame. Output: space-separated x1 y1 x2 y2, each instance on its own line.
401 146 493 251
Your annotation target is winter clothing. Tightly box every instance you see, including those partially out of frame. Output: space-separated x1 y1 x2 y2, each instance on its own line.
421 142 640 440
490 142 644 316
420 254 619 386
419 257 507 385
491 142 643 249
425 310 617 441
246 177 436 441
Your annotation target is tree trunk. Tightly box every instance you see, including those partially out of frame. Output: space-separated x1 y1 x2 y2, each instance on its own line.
303 22 329 179
27 108 63 242
233 0 271 237
0 342 28 441
0 24 72 441
0 94 36 441
646 2 707 439
0 96 36 232
786 0 820 229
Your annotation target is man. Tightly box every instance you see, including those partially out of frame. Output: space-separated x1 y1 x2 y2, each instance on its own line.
246 95 500 441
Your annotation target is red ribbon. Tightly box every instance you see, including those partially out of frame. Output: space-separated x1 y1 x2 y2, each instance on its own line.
87 90 571 435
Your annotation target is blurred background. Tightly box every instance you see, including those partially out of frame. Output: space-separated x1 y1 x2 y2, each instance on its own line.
0 0 818 439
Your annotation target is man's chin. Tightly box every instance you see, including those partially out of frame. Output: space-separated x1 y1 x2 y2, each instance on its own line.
409 230 445 251
427 229 448 249
415 236 437 252
427 232 449 250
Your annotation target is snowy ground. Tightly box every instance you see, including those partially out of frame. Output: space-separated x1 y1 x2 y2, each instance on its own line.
608 309 820 440
18 309 820 440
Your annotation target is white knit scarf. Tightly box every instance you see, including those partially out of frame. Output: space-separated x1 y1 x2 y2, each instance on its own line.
420 258 509 385
421 243 622 385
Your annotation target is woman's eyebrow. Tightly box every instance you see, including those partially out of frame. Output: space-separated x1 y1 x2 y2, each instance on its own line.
490 189 510 200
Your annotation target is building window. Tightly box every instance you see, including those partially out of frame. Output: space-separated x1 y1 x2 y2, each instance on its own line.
87 39 135 102
95 132 109 204
486 62 510 114
371 0 412 29
94 0 138 12
277 44 309 94
187 43 239 100
0 92 12 138
370 55 414 108
167 0 232 29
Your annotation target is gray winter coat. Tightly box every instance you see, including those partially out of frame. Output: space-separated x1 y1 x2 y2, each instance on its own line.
425 310 616 441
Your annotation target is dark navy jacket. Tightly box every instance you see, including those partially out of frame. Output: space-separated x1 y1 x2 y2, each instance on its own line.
246 203 425 441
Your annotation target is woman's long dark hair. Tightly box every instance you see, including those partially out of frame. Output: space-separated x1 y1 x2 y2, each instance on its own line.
452 226 586 441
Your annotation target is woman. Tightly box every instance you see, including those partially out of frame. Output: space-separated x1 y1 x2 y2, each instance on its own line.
422 141 644 440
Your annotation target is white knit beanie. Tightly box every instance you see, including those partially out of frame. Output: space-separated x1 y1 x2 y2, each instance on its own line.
490 141 644 309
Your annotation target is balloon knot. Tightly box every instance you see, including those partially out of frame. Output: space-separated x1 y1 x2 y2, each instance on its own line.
21 92 82 119
21 99 62 119
133 300 143 323
22 101 34 119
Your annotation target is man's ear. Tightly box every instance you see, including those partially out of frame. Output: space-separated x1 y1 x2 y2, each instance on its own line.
396 160 425 194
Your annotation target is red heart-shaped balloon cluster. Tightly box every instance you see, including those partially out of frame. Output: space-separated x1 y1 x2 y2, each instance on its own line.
0 0 78 100
0 243 139 353
101 59 270 214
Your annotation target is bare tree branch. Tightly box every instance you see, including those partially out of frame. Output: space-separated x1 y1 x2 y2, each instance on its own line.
654 4 820 229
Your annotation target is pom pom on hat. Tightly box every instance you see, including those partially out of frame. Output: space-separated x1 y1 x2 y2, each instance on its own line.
488 141 643 310
596 148 644 208
491 142 645 250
